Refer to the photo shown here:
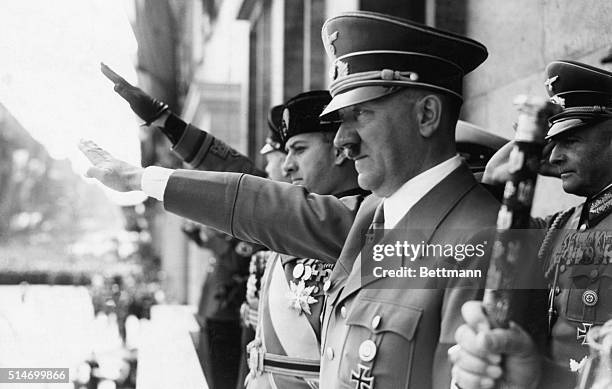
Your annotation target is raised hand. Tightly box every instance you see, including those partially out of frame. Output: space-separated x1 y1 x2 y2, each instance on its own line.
100 62 168 125
482 140 561 185
78 139 144 192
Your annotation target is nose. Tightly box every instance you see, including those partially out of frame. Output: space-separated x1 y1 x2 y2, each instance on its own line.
334 123 361 159
548 141 565 166
282 153 296 175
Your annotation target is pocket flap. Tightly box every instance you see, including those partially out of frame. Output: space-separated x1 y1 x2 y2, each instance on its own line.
346 298 422 341
569 265 612 280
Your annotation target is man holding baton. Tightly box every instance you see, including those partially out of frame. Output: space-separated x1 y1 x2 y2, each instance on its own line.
449 61 612 389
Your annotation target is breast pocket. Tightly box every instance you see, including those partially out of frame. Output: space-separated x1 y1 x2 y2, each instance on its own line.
339 298 422 389
565 265 612 324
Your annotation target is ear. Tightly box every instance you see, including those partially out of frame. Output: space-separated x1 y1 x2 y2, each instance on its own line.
414 94 442 138
334 147 349 165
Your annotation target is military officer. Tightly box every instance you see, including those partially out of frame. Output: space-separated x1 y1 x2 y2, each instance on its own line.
243 90 368 389
449 61 612 389
83 12 500 388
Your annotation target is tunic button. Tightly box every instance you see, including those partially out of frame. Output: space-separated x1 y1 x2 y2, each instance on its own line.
559 264 566 273
293 263 305 279
555 286 561 296
371 315 381 329
589 269 599 279
323 280 332 292
340 305 347 319
579 224 587 232
582 290 598 307
326 347 334 360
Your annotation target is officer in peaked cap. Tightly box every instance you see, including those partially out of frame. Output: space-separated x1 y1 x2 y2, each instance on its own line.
449 61 612 389
243 90 367 389
545 60 612 141
84 12 498 389
314 11 501 389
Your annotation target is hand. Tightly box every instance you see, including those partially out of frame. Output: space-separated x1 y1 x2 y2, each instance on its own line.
482 141 560 185
100 62 168 125
78 139 144 192
448 301 541 389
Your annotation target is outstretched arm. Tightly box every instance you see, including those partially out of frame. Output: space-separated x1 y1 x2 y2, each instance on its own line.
79 141 355 262
101 63 264 176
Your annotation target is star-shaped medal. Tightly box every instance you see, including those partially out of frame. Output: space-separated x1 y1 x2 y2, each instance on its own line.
287 280 318 315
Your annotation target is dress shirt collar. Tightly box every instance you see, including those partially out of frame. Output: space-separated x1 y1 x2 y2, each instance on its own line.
383 155 463 229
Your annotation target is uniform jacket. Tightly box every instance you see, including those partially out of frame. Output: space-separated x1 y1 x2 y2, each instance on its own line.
540 205 612 388
319 164 499 389
246 192 365 389
164 163 501 388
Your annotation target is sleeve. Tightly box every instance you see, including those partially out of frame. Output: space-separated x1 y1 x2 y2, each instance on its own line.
163 170 358 262
171 122 266 177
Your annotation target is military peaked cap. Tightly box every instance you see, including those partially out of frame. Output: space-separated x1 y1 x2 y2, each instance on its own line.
455 120 508 173
320 11 488 116
280 90 340 143
260 104 285 155
545 60 612 138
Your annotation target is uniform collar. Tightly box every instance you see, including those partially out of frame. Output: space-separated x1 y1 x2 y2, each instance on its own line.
383 155 463 229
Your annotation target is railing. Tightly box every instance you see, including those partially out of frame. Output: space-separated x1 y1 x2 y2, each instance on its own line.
137 305 208 389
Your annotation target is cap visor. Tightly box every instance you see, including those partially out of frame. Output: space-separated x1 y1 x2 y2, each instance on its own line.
455 120 508 149
546 118 588 139
320 86 400 118
259 143 275 155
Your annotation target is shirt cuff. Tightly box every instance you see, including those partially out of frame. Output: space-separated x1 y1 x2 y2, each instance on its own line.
141 166 175 201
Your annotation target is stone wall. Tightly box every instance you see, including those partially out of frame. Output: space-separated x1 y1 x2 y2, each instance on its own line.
438 0 612 215
461 0 612 139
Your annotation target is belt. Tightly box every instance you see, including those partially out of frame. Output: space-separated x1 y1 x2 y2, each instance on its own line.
246 338 320 379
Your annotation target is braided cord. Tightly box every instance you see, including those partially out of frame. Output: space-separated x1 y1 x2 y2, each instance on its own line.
539 207 575 278
555 106 612 116
330 69 418 95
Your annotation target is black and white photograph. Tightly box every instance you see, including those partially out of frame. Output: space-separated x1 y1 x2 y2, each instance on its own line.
1 1 611 388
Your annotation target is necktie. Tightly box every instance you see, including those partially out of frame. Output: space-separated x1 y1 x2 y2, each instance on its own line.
365 202 385 247
371 202 385 230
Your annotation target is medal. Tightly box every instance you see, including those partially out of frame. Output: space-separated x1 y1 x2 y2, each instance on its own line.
358 340 377 362
350 364 375 389
577 322 593 345
286 280 317 315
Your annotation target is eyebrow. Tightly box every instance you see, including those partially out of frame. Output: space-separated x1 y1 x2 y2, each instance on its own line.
286 140 308 151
